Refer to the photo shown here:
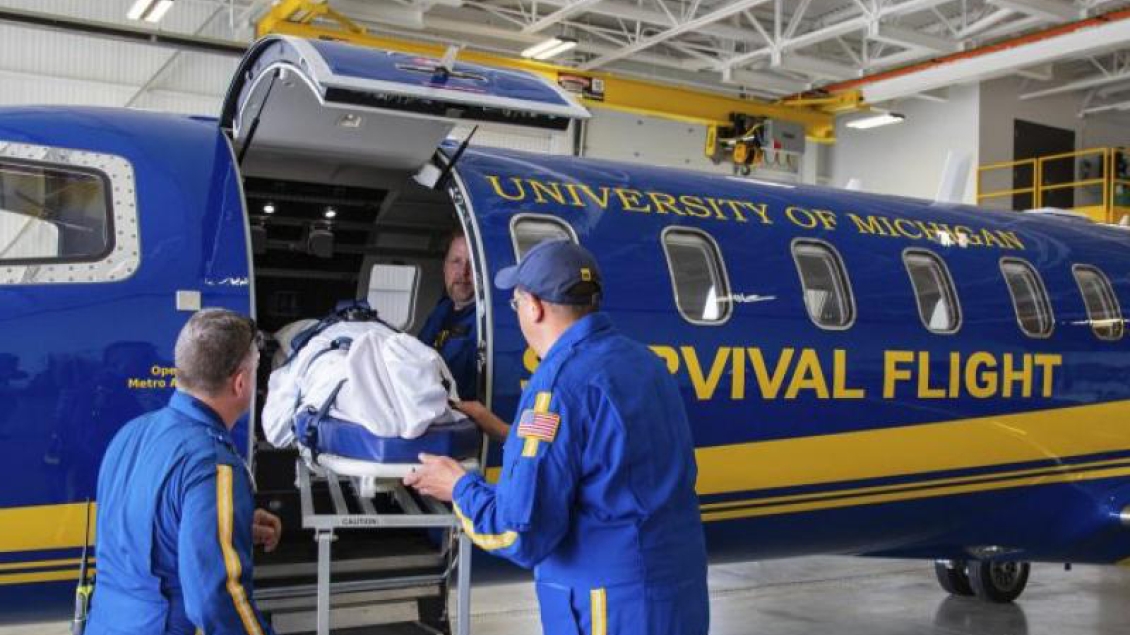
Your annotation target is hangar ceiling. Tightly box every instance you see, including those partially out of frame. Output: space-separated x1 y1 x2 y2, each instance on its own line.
1 0 1130 116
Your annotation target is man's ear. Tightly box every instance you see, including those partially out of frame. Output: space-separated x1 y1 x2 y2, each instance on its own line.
231 367 248 397
528 295 546 323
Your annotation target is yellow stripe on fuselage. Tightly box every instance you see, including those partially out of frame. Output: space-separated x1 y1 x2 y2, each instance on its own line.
0 567 95 586
0 503 95 553
702 463 1130 521
701 456 1130 512
0 557 86 572
694 399 1130 496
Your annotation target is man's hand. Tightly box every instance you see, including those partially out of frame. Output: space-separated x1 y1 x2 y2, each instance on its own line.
403 453 467 502
253 509 282 553
453 400 489 422
454 400 511 441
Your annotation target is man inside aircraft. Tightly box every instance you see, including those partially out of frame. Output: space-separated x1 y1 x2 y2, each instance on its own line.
87 309 279 635
405 240 710 635
417 228 479 400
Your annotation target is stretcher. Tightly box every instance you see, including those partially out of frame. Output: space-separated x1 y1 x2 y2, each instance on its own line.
293 406 481 498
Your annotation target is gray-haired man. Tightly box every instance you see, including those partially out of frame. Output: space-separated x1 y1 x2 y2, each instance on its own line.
87 309 281 635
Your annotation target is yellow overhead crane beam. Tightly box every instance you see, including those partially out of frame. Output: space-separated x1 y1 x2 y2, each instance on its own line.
256 0 839 141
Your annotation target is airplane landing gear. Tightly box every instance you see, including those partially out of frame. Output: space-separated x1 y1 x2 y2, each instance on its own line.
967 560 1030 603
933 560 973 596
934 559 1030 603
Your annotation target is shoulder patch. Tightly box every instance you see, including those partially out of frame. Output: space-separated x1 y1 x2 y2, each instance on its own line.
517 409 561 443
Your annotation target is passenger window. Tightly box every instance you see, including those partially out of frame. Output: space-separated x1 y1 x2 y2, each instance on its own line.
1072 265 1123 340
366 263 419 330
0 143 139 286
903 250 961 334
510 215 577 260
1000 259 1054 338
662 228 732 325
0 161 110 262
792 240 854 329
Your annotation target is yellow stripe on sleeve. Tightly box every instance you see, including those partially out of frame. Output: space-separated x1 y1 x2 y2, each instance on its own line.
591 587 608 635
522 438 540 457
534 391 552 413
452 503 518 551
216 465 264 635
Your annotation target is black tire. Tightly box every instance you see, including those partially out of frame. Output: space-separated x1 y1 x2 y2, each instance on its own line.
966 560 1030 603
934 560 974 596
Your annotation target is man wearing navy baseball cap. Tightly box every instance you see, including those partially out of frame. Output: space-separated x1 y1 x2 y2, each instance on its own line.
406 239 710 635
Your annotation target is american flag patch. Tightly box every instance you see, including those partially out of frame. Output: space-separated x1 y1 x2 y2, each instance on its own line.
517 409 561 442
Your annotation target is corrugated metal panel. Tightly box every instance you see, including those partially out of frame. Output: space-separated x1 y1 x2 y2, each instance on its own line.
0 0 243 115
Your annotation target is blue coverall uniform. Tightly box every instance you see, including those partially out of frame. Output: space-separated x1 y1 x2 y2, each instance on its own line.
86 391 273 635
417 297 478 400
453 313 709 635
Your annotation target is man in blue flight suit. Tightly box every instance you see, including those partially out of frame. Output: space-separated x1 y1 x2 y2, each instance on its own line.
417 229 478 400
87 309 280 635
406 240 710 635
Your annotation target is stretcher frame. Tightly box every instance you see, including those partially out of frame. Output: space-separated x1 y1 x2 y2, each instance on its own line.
295 458 474 635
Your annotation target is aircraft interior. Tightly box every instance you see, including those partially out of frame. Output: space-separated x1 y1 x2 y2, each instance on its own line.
237 146 479 631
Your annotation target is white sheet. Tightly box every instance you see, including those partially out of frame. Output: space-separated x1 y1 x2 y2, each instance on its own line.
262 320 465 447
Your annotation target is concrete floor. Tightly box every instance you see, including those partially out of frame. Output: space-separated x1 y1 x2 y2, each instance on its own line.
5 557 1128 634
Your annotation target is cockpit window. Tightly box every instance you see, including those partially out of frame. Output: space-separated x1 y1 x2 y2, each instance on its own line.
0 143 139 286
1072 265 1123 340
662 227 732 325
1001 258 1054 338
510 215 577 260
0 161 111 263
904 250 961 334
792 240 855 330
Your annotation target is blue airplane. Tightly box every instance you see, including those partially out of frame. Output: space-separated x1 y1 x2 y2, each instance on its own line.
1 34 1128 624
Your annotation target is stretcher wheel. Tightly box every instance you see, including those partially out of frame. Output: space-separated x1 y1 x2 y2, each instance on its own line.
966 560 1029 603
933 560 973 596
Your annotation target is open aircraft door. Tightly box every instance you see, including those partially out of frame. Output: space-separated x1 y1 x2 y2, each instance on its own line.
220 35 589 176
220 34 589 427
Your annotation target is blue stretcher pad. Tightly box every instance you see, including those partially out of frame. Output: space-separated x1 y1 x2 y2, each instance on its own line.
294 410 481 464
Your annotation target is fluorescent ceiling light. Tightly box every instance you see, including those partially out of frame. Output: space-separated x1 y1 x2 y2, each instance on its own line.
845 112 906 130
521 37 578 61
127 0 174 23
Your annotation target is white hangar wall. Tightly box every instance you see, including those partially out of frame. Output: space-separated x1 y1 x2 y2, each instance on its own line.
829 83 982 204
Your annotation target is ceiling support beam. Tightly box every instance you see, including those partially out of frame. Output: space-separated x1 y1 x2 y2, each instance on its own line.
775 54 858 80
956 8 1016 37
723 68 810 94
987 0 1080 22
713 0 953 72
497 0 755 42
868 23 962 53
1015 64 1054 81
1020 68 1130 99
578 0 772 70
1080 97 1130 115
521 0 603 34
853 11 1130 102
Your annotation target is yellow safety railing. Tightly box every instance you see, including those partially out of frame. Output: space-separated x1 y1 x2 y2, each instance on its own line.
976 157 1037 208
977 147 1130 224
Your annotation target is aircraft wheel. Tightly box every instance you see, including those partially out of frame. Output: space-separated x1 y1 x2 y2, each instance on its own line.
933 560 973 596
966 560 1030 603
